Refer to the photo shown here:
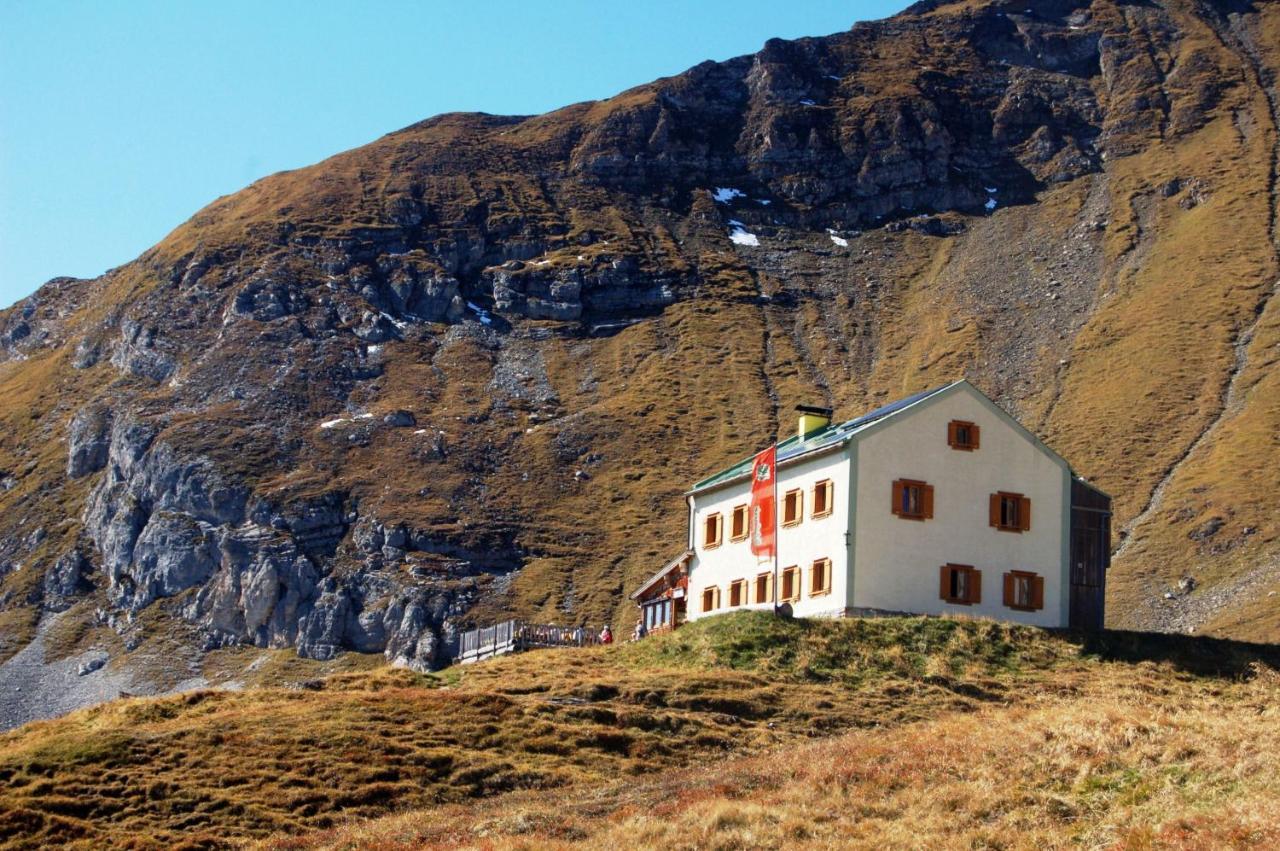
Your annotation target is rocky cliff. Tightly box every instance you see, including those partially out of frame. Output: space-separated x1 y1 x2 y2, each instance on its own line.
1 0 1279 694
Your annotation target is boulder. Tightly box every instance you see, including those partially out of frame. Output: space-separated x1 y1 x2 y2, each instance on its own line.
67 407 113 479
43 550 90 611
383 410 416 427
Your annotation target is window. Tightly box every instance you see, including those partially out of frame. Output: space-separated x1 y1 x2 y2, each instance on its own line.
939 564 981 605
990 492 1031 532
729 504 749 542
729 579 748 607
643 599 672 631
754 572 773 604
809 558 832 596
782 488 803 527
703 512 724 548
891 479 934 520
948 420 980 451
780 566 801 603
1003 571 1044 611
812 479 834 519
701 586 721 613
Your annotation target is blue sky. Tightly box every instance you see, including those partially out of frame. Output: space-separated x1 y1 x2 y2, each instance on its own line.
0 1 909 309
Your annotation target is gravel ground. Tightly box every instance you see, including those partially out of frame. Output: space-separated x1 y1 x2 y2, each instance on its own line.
0 612 208 732
1136 554 1280 635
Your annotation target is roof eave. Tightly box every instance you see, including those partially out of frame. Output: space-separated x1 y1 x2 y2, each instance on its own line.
629 549 693 600
1072 475 1113 500
684 439 851 498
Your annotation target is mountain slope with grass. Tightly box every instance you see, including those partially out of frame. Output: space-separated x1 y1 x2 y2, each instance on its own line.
0 613 1277 849
1 0 1280 721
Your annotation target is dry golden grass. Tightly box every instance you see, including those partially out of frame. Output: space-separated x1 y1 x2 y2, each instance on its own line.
282 664 1280 850
1 613 1278 850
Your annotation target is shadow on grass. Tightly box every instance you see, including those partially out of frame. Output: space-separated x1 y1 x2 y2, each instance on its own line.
1070 628 1280 678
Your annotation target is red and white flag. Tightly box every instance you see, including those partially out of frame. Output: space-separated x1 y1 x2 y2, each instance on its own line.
749 445 777 558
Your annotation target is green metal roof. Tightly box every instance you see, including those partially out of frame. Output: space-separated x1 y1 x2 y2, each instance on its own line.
689 384 956 494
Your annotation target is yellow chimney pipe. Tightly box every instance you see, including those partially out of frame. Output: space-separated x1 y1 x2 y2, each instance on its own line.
796 404 833 440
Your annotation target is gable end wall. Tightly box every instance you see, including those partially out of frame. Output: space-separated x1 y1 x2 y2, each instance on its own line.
850 384 1069 627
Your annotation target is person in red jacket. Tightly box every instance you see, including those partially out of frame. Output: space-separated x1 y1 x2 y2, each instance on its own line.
599 624 613 644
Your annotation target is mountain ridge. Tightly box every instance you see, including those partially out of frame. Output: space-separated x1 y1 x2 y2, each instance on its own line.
1 0 1279 712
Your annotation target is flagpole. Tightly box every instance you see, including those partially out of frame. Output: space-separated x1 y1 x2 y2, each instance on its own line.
772 440 780 616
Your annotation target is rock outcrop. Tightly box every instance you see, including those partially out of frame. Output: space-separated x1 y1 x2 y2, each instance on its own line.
2 0 1280 690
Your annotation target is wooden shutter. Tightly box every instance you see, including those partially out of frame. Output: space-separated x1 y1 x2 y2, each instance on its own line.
969 569 981 604
811 558 831 594
758 572 773 603
1031 576 1044 610
783 490 801 525
1019 497 1031 531
971 424 980 449
923 484 934 519
892 480 904 516
813 480 833 517
939 565 951 601
1003 572 1015 607
989 494 1001 527
947 421 958 447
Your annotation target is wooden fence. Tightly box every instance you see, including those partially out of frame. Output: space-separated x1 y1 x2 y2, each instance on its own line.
456 620 600 664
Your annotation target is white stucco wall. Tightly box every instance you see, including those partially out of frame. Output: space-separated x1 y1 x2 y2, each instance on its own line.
687 449 851 621
851 386 1069 627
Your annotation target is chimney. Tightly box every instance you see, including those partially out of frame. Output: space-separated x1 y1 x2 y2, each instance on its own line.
796 404 833 440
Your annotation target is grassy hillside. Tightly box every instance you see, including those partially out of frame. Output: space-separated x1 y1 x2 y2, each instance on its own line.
3 0 1280 694
0 613 1277 849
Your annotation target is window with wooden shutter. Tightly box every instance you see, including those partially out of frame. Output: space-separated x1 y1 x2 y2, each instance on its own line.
812 479 834 519
948 420 979 451
990 492 1031 532
703 512 724 548
780 566 801 602
809 558 832 596
729 579 748 607
782 489 803 527
729 504 749 542
1003 571 1044 611
939 564 981 605
754 572 774 604
701 586 719 613
892 479 934 520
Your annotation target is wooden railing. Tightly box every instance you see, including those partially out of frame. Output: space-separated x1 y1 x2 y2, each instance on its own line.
456 620 600 664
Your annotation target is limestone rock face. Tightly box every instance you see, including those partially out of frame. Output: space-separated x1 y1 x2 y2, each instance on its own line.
110 319 176 382
1 0 1279 686
72 412 480 668
43 551 90 611
67 407 113 479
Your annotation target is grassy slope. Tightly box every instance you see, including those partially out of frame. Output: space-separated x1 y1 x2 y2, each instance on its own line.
1 613 1278 849
284 674 1280 850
